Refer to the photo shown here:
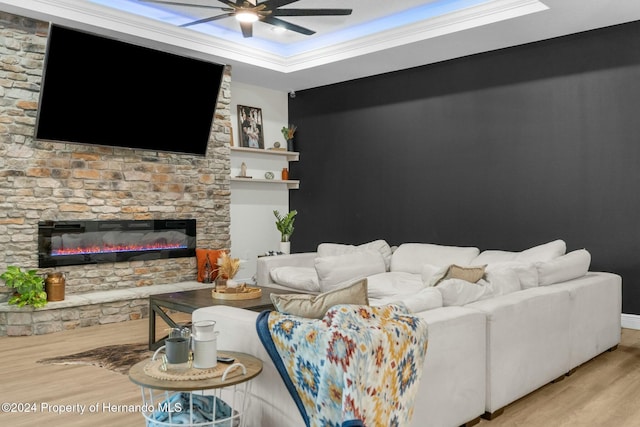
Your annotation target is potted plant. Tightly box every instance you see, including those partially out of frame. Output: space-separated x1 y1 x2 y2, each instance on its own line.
0 266 48 308
273 210 297 254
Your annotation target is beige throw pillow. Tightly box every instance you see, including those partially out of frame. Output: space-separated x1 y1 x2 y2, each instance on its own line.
270 279 369 319
430 264 487 286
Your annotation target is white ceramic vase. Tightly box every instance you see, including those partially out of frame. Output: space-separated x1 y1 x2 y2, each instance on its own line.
280 241 291 254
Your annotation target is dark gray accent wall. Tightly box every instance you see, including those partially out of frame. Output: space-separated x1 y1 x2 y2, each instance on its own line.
289 21 640 315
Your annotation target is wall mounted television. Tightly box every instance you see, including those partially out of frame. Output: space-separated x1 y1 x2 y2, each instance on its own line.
35 25 225 156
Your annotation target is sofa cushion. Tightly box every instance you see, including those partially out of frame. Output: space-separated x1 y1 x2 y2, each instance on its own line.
472 239 566 265
421 264 442 285
270 267 320 292
397 287 443 313
536 249 591 286
370 286 443 313
317 239 393 271
315 250 386 292
366 271 426 299
515 239 566 263
390 243 480 274
436 279 493 306
270 278 369 319
485 262 539 289
472 250 517 264
483 268 522 296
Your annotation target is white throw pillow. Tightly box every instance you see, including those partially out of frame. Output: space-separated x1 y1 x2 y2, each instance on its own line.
472 250 517 265
390 243 480 274
420 264 443 286
269 267 320 292
435 278 493 306
317 239 393 271
472 240 566 265
317 242 356 257
483 268 522 296
366 271 426 299
536 249 591 286
515 239 566 263
370 287 443 313
485 262 539 289
315 250 386 293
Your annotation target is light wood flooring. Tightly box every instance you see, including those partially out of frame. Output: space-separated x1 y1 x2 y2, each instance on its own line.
0 318 639 427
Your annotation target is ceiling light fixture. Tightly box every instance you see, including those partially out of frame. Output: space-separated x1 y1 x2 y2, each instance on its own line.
143 0 352 38
235 11 259 23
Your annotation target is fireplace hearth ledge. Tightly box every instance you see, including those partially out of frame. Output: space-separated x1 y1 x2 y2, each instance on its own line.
0 281 215 336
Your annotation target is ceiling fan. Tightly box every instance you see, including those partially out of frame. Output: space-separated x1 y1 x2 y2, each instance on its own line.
140 0 353 38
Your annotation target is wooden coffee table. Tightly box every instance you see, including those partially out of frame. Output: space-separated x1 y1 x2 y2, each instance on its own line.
149 286 296 350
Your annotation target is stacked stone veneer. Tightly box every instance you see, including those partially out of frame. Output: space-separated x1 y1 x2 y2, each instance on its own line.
1 297 150 336
0 13 232 335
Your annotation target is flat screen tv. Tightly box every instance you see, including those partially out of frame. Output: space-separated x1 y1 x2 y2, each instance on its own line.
35 25 225 156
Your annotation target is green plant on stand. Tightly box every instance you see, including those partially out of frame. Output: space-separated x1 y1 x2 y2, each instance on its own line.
273 210 297 254
0 266 48 308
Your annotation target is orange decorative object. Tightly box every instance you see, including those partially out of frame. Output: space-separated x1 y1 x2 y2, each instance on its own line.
281 168 289 180
195 249 225 283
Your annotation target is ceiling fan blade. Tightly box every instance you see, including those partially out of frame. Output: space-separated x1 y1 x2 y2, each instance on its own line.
271 9 352 17
239 21 253 38
258 0 299 9
138 0 233 10
179 12 235 27
262 16 315 35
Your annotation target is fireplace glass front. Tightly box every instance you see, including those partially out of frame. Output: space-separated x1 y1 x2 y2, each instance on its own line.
38 219 196 268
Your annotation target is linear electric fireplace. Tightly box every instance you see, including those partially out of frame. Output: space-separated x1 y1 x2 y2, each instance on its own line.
38 219 196 268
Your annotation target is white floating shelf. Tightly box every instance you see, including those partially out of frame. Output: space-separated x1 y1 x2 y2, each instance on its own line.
231 177 300 190
230 146 299 162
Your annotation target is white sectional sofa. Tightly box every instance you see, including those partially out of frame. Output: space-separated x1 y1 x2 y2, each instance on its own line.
193 239 621 426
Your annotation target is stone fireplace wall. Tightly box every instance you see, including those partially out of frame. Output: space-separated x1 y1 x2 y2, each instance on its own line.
0 12 231 295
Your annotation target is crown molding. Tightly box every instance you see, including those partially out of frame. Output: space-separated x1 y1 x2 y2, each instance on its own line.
0 0 546 73
284 0 548 72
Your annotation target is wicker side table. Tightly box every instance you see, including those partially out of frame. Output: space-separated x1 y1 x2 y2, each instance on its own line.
129 351 262 427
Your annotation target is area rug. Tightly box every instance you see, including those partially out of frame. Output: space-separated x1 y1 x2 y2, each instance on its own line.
37 343 152 375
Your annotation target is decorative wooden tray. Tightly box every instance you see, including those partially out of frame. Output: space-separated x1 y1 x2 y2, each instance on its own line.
144 358 231 381
212 285 262 300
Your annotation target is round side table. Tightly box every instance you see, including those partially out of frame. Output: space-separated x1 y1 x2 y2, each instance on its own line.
129 351 262 427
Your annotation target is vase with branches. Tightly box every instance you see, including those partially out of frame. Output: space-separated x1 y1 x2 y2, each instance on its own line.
281 124 297 151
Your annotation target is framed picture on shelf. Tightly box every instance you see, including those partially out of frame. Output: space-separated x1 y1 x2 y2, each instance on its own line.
237 105 264 149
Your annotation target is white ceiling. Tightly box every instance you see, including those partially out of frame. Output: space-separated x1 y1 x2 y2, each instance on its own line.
2 0 640 92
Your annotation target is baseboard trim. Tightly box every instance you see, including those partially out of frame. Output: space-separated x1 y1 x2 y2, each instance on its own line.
621 313 640 330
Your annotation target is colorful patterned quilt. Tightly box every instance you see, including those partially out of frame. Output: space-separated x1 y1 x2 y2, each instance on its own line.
256 303 429 427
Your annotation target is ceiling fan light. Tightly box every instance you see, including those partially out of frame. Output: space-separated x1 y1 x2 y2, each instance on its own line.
236 12 259 23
